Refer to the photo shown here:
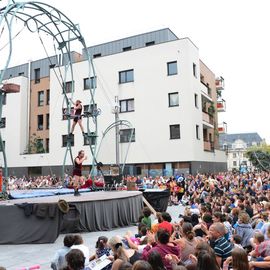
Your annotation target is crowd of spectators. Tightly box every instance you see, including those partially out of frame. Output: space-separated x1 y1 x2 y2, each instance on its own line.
42 172 270 269
3 171 270 270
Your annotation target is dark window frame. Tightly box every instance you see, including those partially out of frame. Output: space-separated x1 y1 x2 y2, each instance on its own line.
167 61 178 76
46 89 50 105
62 134 74 147
83 133 96 146
168 92 179 107
145 41 155 46
119 69 134 84
120 128 135 143
193 63 197 78
37 114 44 130
123 46 132 52
63 81 74 94
46 113 49 129
38 90 44 106
45 138 49 153
0 117 6 128
196 125 200 140
83 76 97 90
119 99 135 113
194 93 198 108
170 124 180 139
34 68 40 84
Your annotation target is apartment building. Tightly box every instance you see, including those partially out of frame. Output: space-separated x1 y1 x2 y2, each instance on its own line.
0 28 227 177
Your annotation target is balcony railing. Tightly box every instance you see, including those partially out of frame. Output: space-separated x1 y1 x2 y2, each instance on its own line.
216 76 225 90
217 99 226 112
218 121 227 134
202 111 214 126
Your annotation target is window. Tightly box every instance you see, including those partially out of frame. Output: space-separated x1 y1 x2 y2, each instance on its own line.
167 61 178 76
49 64 56 69
36 139 44 152
38 91 44 106
193 63 197 78
123 46 132 52
18 72 24 76
37 115 43 130
46 114 49 129
93 53 102 58
46 89 50 105
233 161 237 167
120 99 134 113
0 141 5 151
83 77 97 89
63 81 74 94
194 94 198 108
84 132 96 146
196 125 200 140
170 124 180 139
2 94 6 105
120 128 135 143
145 41 155 46
119 69 134 84
233 153 237 158
45 138 49 153
62 107 74 120
34 68 40 83
84 103 97 115
62 134 74 147
0 118 6 128
168 92 179 107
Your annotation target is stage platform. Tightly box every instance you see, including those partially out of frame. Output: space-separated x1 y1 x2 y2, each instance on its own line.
0 191 143 244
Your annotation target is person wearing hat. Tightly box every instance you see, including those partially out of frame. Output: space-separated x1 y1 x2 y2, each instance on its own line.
72 150 87 196
69 99 85 136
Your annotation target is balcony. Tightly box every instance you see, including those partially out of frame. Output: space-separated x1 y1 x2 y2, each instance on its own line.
202 111 214 128
218 122 227 134
201 82 212 101
204 141 214 152
216 76 224 90
217 99 226 112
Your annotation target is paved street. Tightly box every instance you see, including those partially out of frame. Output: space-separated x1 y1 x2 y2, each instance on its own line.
0 205 183 270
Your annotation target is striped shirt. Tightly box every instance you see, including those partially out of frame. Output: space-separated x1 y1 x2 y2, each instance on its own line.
214 236 232 262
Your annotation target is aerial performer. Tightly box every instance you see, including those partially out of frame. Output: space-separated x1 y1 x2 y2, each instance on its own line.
69 99 85 136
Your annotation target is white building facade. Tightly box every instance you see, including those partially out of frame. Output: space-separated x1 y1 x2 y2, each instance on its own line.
1 29 227 177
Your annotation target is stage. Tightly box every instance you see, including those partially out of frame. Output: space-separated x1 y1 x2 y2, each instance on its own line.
0 190 143 244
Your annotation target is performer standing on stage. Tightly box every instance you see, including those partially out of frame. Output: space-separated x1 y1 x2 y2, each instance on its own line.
69 99 85 135
72 150 87 196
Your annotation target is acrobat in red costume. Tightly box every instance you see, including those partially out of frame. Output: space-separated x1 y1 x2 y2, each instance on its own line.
69 99 85 135
72 150 87 196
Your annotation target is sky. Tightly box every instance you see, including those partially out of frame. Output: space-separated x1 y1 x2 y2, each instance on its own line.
1 0 270 143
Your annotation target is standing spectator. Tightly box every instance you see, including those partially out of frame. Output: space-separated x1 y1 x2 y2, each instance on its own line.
51 234 74 270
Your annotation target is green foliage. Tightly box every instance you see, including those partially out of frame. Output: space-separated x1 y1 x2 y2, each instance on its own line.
246 144 270 171
26 133 45 154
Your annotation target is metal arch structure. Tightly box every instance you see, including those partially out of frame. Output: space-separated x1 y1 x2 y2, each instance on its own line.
0 0 98 193
95 120 134 176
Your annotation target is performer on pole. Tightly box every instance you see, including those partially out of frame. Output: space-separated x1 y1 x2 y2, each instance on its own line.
72 150 87 196
69 99 85 135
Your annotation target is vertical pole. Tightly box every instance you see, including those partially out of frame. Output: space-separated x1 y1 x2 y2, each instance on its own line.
115 96 120 167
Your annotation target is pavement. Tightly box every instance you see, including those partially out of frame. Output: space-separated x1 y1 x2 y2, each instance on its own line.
0 204 184 270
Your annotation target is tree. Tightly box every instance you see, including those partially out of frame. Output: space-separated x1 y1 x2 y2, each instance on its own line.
25 133 45 154
246 144 270 171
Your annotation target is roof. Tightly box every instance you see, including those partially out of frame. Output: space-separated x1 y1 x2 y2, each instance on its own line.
219 132 263 148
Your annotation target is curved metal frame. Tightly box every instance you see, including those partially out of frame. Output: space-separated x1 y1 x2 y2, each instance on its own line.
0 0 98 192
95 120 134 175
